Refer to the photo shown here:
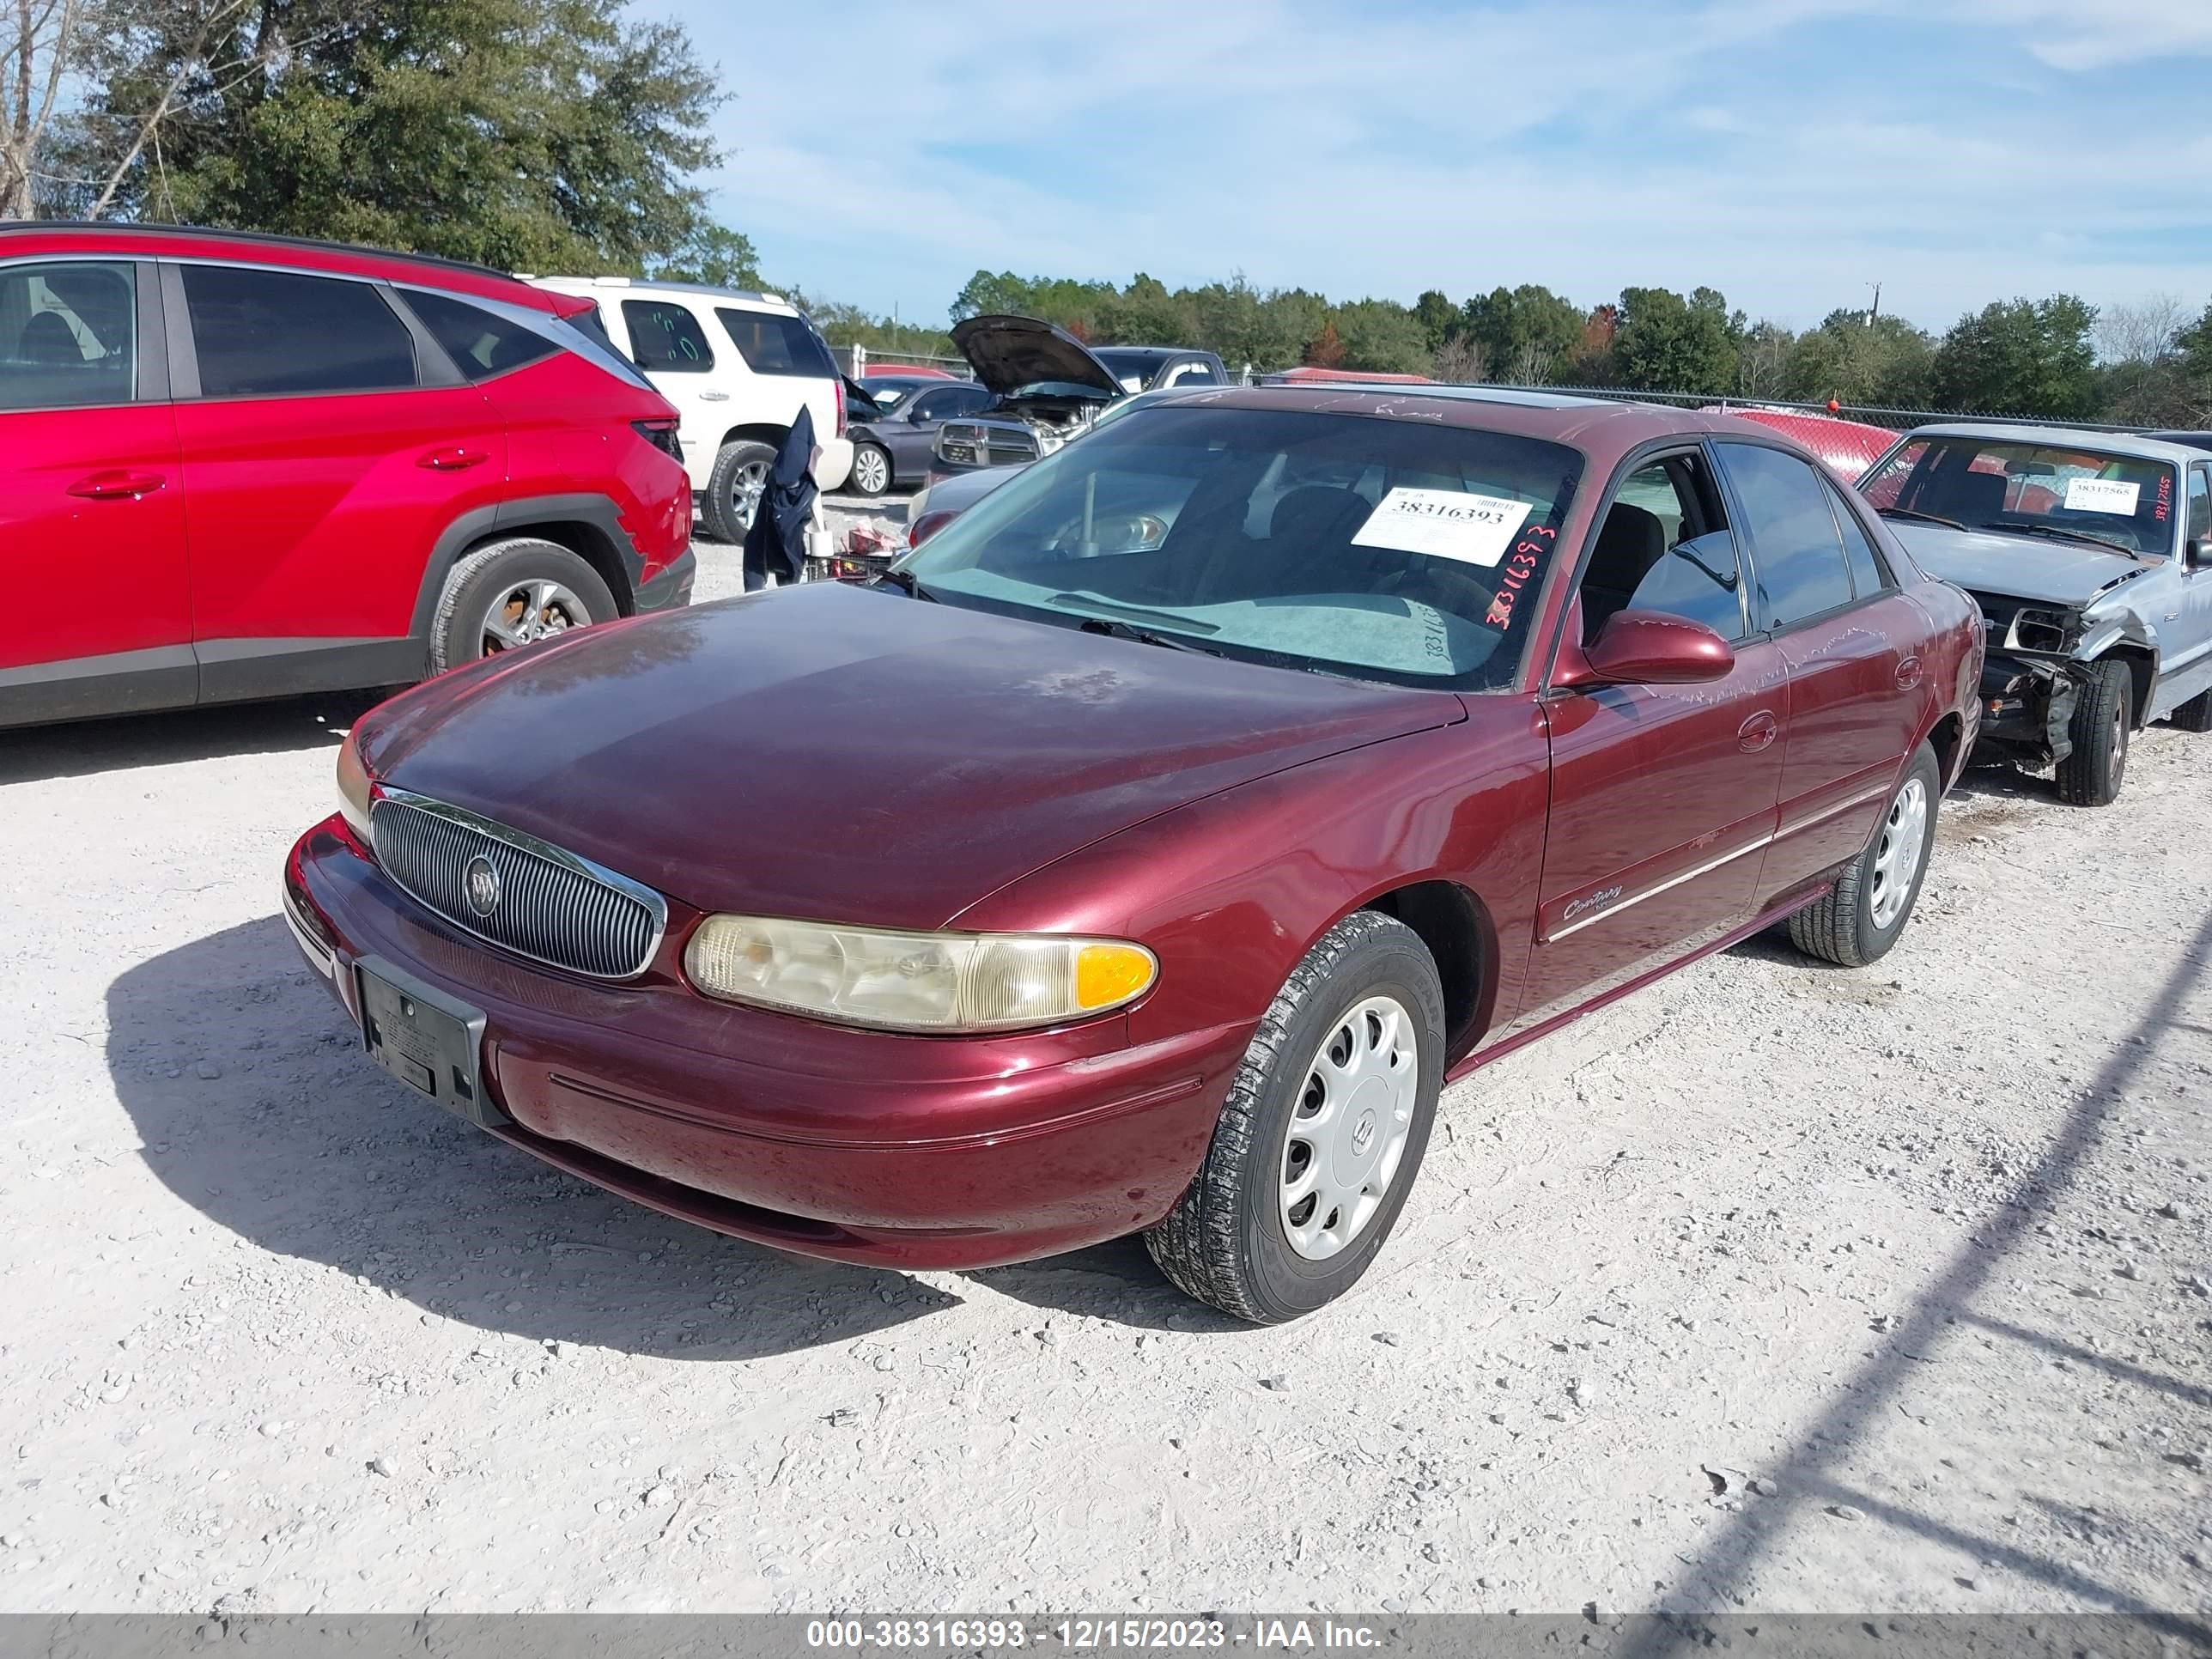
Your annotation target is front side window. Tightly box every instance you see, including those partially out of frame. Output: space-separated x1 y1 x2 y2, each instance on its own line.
2188 465 2210 542
1714 441 1856 629
898 404 1583 691
183 264 416 397
399 289 558 380
0 260 138 410
717 307 836 378
1583 453 1747 641
623 300 714 373
1860 434 2177 557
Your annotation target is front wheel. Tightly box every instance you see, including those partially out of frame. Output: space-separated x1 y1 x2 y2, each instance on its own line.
428 539 617 674
1145 911 1444 1323
1788 742 1939 968
848 441 893 497
2055 659 2131 806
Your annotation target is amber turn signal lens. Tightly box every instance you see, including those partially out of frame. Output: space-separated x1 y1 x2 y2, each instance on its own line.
1075 943 1156 1011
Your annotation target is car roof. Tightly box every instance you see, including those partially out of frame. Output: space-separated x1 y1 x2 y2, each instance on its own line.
525 274 799 313
1127 383 1848 459
1898 421 2203 466
0 220 559 310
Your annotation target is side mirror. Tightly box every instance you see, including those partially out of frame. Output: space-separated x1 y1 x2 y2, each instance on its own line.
2189 536 2212 571
1555 609 1735 689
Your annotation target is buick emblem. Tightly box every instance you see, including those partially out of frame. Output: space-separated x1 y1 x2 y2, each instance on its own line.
464 854 502 917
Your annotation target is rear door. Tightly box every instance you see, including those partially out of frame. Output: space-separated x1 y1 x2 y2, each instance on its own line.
617 295 722 484
167 261 508 698
1710 441 1928 907
0 256 194 723
1516 446 1787 1028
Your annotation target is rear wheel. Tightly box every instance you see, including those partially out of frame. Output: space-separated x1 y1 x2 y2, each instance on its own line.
2167 685 2212 733
849 441 893 497
1789 742 1939 968
702 439 779 543
1145 911 1444 1323
2055 659 2131 806
429 539 617 674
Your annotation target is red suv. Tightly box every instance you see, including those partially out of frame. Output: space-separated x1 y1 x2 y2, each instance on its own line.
0 223 694 729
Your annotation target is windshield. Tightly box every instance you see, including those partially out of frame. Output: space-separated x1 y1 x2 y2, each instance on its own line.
1861 437 2177 556
896 404 1583 692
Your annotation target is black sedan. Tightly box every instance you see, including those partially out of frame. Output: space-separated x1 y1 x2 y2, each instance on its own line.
845 378 996 496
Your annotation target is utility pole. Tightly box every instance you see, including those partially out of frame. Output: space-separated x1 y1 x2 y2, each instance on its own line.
1866 282 1881 325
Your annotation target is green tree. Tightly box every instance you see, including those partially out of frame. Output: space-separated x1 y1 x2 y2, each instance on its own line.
1413 288 1457 352
70 0 726 274
1613 286 1738 392
649 224 763 290
1930 295 2100 418
1329 297 1433 374
1459 283 1582 383
1781 310 1935 407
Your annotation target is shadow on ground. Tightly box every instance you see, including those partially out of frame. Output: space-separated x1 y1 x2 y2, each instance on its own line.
106 915 961 1361
0 692 380 786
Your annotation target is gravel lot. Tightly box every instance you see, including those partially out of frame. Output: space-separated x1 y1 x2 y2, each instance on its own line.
2 535 2207 1620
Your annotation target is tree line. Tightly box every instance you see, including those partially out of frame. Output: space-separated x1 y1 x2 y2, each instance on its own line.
4 0 2206 426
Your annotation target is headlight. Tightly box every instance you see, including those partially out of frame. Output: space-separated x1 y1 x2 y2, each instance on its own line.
336 730 374 842
684 916 1158 1033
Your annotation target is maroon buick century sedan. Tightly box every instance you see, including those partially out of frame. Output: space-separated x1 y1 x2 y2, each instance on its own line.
284 386 1984 1322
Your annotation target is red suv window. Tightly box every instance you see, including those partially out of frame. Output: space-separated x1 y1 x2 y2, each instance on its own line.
182 264 417 397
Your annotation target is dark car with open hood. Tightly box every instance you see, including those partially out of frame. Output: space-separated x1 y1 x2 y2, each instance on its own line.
288 385 1982 1322
1857 422 2212 806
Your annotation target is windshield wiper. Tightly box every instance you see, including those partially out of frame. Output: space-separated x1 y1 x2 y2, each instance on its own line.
1075 616 1219 655
872 566 939 601
1875 506 1966 531
1976 520 2138 556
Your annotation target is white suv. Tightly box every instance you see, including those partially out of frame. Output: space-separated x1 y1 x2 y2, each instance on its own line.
525 276 853 540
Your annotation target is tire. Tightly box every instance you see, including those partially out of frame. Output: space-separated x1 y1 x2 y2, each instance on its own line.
1145 911 1445 1323
848 441 893 498
2054 659 2131 806
2167 686 2212 733
428 538 618 675
1788 742 1940 968
702 439 780 544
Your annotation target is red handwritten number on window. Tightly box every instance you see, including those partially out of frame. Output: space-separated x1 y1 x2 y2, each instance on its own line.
2154 475 2172 525
1485 524 1556 629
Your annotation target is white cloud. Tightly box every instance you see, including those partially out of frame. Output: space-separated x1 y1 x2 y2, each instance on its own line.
672 0 2212 332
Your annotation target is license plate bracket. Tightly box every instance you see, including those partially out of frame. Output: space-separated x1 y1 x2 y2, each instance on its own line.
356 957 506 1129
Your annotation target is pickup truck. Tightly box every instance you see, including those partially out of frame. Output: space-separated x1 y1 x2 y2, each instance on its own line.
1858 422 2212 805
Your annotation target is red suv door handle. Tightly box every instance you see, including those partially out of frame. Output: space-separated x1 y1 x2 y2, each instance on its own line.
417 447 489 471
1895 654 1924 690
68 470 166 501
1737 709 1780 752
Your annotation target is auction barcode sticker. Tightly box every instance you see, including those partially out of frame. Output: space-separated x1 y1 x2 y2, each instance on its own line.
2063 477 2139 514
1351 487 1533 568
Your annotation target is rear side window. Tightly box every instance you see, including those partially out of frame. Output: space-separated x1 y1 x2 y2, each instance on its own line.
183 264 416 397
717 307 836 378
623 300 714 372
399 289 557 380
0 260 138 410
1824 480 1892 597
1714 441 1856 629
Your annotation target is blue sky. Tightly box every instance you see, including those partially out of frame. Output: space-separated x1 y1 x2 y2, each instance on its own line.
666 0 2212 337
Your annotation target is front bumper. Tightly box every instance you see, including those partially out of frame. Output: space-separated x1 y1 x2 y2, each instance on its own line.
283 820 1248 1269
633 546 696 615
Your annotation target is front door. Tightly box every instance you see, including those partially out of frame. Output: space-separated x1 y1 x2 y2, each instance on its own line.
1516 447 1787 1028
167 261 507 699
0 257 194 724
2166 461 2212 712
1708 443 1926 903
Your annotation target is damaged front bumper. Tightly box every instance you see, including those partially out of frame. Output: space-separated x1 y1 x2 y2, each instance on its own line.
1978 653 2082 765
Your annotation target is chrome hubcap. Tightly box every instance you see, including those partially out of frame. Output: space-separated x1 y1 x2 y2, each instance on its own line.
730 459 769 531
854 447 889 492
479 578 587 655
1869 775 1929 930
1279 994 1418 1261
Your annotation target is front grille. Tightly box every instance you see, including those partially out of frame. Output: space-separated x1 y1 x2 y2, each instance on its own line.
370 790 665 980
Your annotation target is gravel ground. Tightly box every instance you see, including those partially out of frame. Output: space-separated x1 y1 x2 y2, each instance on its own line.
1 537 2207 1619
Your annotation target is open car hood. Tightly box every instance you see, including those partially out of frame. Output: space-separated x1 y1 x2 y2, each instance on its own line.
951 314 1121 400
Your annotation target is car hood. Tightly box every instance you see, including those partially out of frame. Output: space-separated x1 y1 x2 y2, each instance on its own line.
1889 523 2155 606
360 584 1462 930
951 313 1121 400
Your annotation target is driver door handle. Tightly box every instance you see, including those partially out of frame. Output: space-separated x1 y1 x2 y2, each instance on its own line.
69 469 166 500
1737 709 1780 752
417 447 489 471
